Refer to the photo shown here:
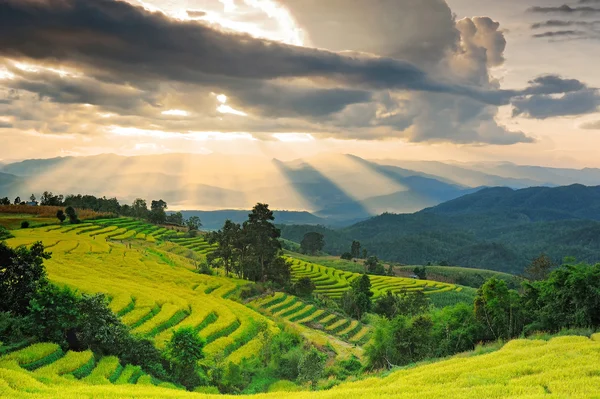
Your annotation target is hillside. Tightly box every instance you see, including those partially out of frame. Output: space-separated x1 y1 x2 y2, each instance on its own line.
280 184 600 274
3 336 600 398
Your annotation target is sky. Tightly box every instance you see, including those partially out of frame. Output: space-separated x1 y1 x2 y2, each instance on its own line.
1 0 600 168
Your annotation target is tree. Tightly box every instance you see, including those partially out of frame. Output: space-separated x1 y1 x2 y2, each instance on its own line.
245 203 282 282
362 249 368 259
0 197 9 205
29 194 36 203
65 206 79 224
149 199 167 224
0 241 50 315
340 252 353 260
131 198 148 219
413 266 427 280
351 241 361 259
186 216 202 232
291 277 315 297
208 220 241 277
167 327 207 390
20 221 29 229
522 261 600 333
300 232 324 255
13 196 20 205
298 346 325 388
374 290 430 320
166 212 184 226
365 256 385 275
524 254 554 281
40 191 64 206
342 274 373 320
56 210 66 224
474 277 523 341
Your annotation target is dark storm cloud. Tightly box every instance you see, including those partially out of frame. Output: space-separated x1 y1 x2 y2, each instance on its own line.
510 75 600 119
0 0 511 106
532 30 586 38
529 5 600 13
512 89 600 119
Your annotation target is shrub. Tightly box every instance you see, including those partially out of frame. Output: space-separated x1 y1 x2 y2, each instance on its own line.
20 221 30 229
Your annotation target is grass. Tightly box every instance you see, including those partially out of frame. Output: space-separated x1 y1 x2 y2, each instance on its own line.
3 336 600 397
3 224 276 364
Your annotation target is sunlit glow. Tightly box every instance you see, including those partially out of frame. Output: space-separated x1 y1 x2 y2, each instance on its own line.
162 109 189 116
217 104 248 116
216 94 228 104
12 61 78 78
109 126 255 141
0 67 15 80
220 0 236 12
272 133 315 142
243 0 304 45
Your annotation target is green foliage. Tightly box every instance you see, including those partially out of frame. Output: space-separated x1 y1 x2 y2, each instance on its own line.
300 232 324 255
350 241 361 259
0 241 49 315
340 252 353 261
474 278 523 341
297 346 325 388
341 274 373 320
167 326 207 390
148 200 167 225
20 220 30 229
290 277 315 297
56 210 66 223
365 256 385 275
373 290 430 320
522 262 600 333
0 226 13 240
65 206 79 224
413 266 427 280
186 216 201 232
524 254 555 281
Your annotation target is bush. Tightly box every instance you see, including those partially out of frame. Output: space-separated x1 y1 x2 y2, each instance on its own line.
20 221 30 229
290 277 315 297
341 252 353 260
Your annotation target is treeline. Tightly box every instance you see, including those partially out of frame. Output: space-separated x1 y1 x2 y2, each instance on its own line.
206 204 290 285
365 256 600 369
1 192 202 231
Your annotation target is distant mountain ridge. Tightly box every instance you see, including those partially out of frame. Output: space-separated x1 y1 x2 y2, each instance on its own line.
280 184 600 274
2 153 600 225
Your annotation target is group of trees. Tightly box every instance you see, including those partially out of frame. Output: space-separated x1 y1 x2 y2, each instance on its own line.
365 256 600 370
207 204 290 285
300 232 325 255
341 240 368 261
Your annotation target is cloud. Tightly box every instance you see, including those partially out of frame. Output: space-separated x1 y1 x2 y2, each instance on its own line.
581 120 600 129
529 5 600 13
532 30 587 38
186 10 206 18
512 89 600 119
0 0 597 146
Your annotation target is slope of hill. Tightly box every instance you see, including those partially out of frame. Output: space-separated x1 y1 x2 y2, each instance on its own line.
3 335 600 398
280 184 600 274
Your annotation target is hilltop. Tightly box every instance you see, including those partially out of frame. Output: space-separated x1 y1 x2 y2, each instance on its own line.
280 184 600 273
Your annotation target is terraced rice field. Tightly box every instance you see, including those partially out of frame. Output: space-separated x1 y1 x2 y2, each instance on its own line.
250 293 371 348
288 258 461 300
5 225 274 365
0 343 180 390
3 335 600 398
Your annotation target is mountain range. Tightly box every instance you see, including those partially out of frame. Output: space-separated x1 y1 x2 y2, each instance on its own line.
279 184 600 274
3 153 600 225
